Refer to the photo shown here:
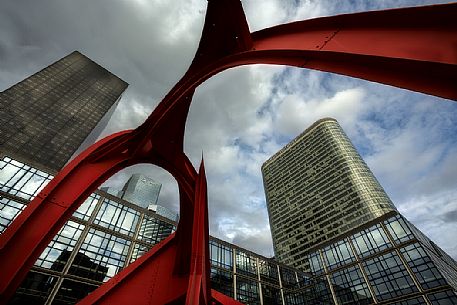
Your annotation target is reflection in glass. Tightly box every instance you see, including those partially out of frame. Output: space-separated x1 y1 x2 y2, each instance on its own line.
0 156 52 201
363 251 417 301
78 229 131 281
384 215 413 244
35 221 85 269
400 243 446 290
330 265 373 305
0 196 27 233
322 239 355 270
236 276 260 305
352 223 391 258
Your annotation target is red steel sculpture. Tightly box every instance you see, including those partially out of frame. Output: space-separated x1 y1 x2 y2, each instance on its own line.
0 0 456 304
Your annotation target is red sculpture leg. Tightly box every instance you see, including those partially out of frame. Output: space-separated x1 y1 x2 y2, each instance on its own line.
0 131 133 303
1 0 456 304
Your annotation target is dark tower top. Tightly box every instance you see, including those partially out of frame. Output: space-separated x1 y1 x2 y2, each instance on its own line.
0 51 128 173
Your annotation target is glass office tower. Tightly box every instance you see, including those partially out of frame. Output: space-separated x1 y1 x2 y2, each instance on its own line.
119 174 162 209
0 51 128 173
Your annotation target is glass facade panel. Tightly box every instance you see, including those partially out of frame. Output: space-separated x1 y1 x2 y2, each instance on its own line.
258 258 279 285
130 243 153 263
384 215 414 244
52 279 98 305
137 214 174 245
0 157 52 200
351 223 391 258
236 250 257 276
94 198 140 237
209 239 233 270
9 271 58 305
73 193 100 221
330 265 373 305
389 296 428 305
296 271 312 288
280 266 298 289
211 267 234 298
322 239 355 270
0 195 27 233
78 229 131 281
363 250 418 301
261 283 282 305
236 276 260 305
309 251 325 275
427 290 457 305
35 221 85 269
400 243 447 289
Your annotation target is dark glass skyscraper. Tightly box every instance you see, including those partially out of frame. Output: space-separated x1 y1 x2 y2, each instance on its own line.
119 174 162 209
0 51 128 173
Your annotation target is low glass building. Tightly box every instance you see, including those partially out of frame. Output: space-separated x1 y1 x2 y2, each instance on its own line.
2 154 457 305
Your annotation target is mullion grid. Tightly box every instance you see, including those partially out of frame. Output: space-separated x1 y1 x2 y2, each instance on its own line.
351 223 391 258
77 228 131 282
0 195 27 233
94 198 140 237
400 243 447 290
35 220 85 270
236 275 260 305
0 156 52 200
330 265 373 305
363 251 418 301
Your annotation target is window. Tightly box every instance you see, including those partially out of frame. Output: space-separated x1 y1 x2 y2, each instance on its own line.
94 199 140 237
236 250 257 276
384 215 413 244
35 221 85 270
209 240 233 270
78 229 131 281
400 243 446 290
308 251 324 275
0 196 27 233
211 268 234 298
73 193 100 221
330 265 373 305
322 239 355 270
137 215 174 245
236 276 260 305
351 223 391 258
427 290 457 305
363 251 418 301
0 156 53 201
258 258 279 285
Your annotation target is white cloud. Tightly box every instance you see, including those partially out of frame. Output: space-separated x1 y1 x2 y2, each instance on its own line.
275 87 365 136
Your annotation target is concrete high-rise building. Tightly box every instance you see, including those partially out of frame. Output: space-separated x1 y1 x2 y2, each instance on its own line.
262 118 457 304
0 51 128 173
119 174 162 209
262 118 396 269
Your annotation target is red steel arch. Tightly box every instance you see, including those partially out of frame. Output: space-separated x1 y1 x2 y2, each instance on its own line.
0 0 456 304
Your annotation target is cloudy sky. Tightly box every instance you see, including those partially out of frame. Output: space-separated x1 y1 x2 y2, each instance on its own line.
1 0 456 260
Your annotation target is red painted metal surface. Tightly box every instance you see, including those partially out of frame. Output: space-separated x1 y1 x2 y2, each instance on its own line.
0 0 456 304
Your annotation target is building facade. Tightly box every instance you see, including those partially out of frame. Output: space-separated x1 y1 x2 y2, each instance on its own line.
0 154 318 305
261 118 457 304
0 51 128 173
262 118 396 270
2 154 457 305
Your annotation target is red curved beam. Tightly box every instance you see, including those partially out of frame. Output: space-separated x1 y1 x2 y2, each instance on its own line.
0 0 456 304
